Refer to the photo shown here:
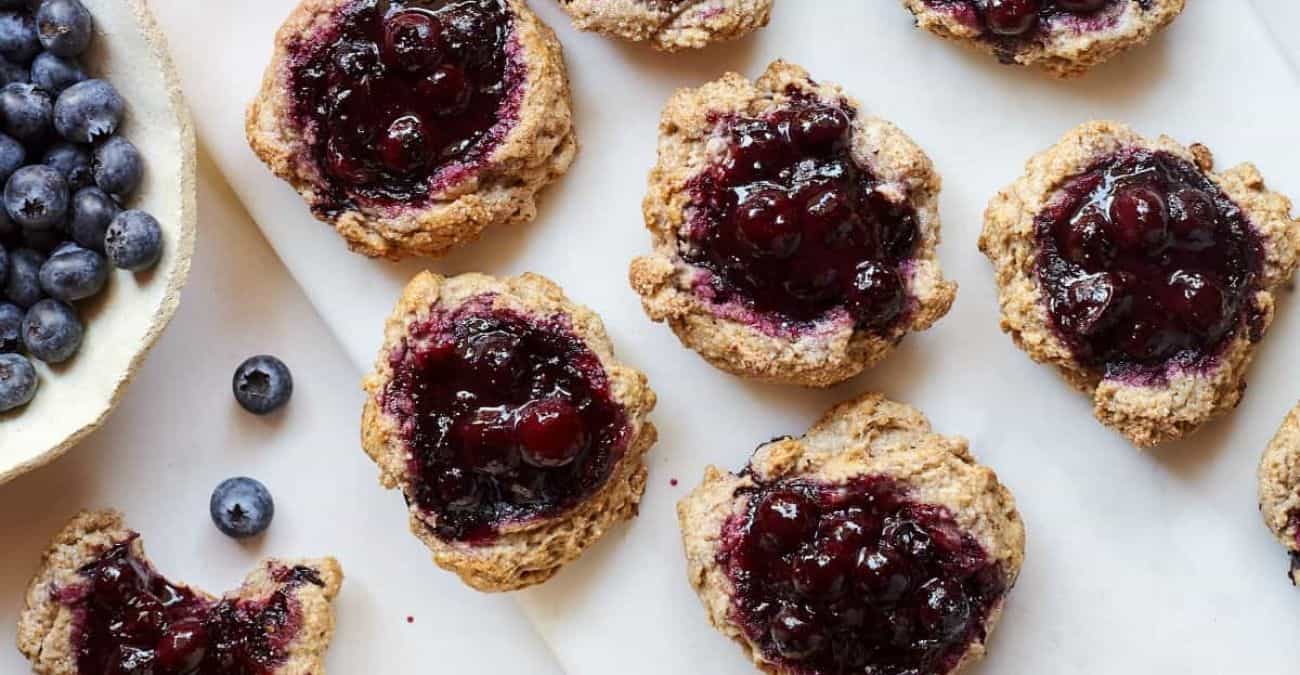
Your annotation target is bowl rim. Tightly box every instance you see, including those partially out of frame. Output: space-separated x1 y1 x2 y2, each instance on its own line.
0 0 198 486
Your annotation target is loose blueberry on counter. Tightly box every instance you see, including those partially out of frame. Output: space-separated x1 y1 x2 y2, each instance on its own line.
721 476 1007 674
104 209 162 270
42 140 91 189
0 82 50 145
91 134 142 197
0 11 38 64
0 302 20 352
21 297 81 362
683 100 919 329
210 476 276 538
53 78 123 143
4 247 44 307
5 164 68 230
35 0 91 58
38 244 104 301
30 50 84 93
232 354 293 415
1036 149 1259 372
0 132 24 181
67 185 116 250
0 351 36 410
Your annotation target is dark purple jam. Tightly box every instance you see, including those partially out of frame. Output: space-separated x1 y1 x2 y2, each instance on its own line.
382 297 630 543
286 0 519 215
923 0 1136 40
683 97 920 331
1035 149 1261 379
61 540 322 675
721 475 1007 675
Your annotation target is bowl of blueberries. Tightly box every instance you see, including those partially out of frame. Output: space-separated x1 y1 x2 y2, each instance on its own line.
0 0 196 484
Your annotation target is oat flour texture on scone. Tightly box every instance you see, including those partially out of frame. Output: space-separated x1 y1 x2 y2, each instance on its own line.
980 121 1300 447
247 0 576 259
17 510 343 674
362 271 657 591
901 0 1185 78
1258 404 1300 584
556 0 773 51
631 60 956 388
678 393 1025 675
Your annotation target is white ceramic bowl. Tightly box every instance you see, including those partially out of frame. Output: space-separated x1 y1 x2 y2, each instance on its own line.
0 0 196 484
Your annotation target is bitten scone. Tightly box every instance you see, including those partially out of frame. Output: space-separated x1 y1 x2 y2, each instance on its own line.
247 0 576 259
1258 404 1300 584
679 393 1025 675
17 510 343 675
630 61 956 387
980 121 1300 447
361 272 657 591
901 0 1184 78
556 0 773 51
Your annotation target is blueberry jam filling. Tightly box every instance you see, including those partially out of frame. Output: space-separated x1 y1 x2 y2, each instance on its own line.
925 0 1142 39
684 97 920 330
287 0 517 214
61 540 322 675
721 475 1006 674
382 300 630 543
1035 149 1260 377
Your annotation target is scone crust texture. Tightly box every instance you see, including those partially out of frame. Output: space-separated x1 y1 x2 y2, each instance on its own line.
631 60 956 388
677 393 1025 675
361 271 657 592
979 120 1300 447
557 0 773 51
247 0 577 260
16 510 344 675
1258 404 1300 584
901 0 1185 78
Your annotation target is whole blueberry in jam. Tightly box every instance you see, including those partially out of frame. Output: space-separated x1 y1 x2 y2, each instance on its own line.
684 98 919 330
382 300 629 543
722 476 1006 674
64 540 324 675
928 0 1120 38
288 0 516 215
1036 149 1260 375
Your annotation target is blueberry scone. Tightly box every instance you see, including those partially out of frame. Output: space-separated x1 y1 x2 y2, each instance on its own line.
556 0 773 51
980 121 1300 447
247 0 576 259
361 272 657 591
901 0 1185 78
17 510 343 674
1258 404 1300 584
679 393 1025 675
630 61 956 387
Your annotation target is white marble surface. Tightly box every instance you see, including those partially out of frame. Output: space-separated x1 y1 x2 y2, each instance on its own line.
0 155 559 674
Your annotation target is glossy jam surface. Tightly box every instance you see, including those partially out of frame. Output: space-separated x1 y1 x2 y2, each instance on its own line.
1035 150 1260 378
683 98 919 331
721 475 1006 674
924 0 1135 39
287 0 518 214
62 540 321 675
382 298 630 543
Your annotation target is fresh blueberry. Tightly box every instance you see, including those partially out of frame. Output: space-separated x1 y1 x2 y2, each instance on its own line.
0 352 36 411
3 247 42 306
0 132 24 182
48 239 77 257
5 164 67 230
36 0 92 58
0 82 50 145
67 185 115 250
21 297 80 362
0 11 39 64
0 240 6 283
232 354 293 415
30 50 83 93
0 301 21 351
209 477 275 538
38 245 103 301
53 78 121 143
42 141 89 189
91 135 141 197
104 209 161 270
0 55 25 86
